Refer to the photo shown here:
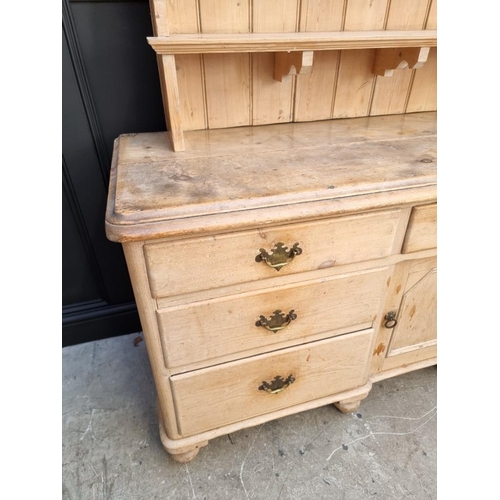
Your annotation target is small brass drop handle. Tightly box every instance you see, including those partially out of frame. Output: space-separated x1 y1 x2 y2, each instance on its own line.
255 310 297 332
255 242 302 271
259 375 295 394
384 311 398 329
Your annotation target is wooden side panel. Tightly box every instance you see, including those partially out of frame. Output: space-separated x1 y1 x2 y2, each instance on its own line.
157 267 387 367
165 0 206 131
252 0 298 125
333 49 376 118
406 47 437 112
370 0 430 116
170 330 373 436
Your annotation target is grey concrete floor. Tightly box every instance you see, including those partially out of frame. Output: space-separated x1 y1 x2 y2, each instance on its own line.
62 333 437 500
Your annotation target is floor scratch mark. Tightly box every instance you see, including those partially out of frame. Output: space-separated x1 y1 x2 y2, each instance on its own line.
185 463 196 499
80 409 96 441
240 424 264 499
327 408 437 461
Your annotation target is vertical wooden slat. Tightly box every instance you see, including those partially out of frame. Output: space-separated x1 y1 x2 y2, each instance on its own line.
164 0 206 131
252 0 298 126
298 0 346 32
332 49 376 118
198 0 250 33
406 47 437 112
294 51 340 121
385 0 430 30
294 0 345 122
370 0 430 116
201 0 251 128
333 1 388 118
426 0 437 29
344 0 389 31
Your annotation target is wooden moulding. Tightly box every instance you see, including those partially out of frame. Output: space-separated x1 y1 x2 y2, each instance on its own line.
147 30 437 55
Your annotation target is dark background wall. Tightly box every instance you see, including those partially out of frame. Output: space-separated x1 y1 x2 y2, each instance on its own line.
62 0 165 346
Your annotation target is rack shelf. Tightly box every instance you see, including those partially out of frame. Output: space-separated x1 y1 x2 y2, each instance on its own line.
148 30 437 55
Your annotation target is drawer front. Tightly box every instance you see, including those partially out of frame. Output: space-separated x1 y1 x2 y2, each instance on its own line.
170 330 373 436
145 209 402 298
157 267 387 368
402 204 437 253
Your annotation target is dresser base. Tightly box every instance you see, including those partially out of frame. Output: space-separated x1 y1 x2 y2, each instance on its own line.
158 381 373 462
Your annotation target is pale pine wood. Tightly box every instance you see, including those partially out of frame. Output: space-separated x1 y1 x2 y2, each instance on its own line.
164 0 206 132
372 47 430 76
370 69 413 115
371 357 436 382
370 0 430 114
170 330 373 436
156 267 388 367
158 381 374 453
274 51 314 81
387 267 437 354
148 30 437 54
406 46 437 112
144 209 402 298
293 0 344 122
105 113 437 242
332 49 376 118
200 1 251 129
203 53 251 128
385 0 431 30
252 0 298 125
426 0 437 30
369 257 436 374
294 50 340 121
344 0 389 30
402 203 437 253
299 0 346 32
333 383 372 413
121 241 181 439
252 53 294 124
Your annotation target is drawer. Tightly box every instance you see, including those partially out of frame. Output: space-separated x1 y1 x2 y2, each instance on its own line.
170 329 373 436
145 209 402 298
157 267 387 368
402 204 437 253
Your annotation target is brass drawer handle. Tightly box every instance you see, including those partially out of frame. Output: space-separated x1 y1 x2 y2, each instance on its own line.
255 309 297 332
255 242 302 271
384 311 398 329
259 375 295 394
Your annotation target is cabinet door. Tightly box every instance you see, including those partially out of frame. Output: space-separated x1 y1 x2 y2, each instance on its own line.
372 257 437 374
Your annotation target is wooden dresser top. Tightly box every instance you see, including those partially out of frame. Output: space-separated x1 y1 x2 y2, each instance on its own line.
105 112 436 242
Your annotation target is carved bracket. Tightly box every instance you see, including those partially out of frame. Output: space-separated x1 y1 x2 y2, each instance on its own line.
373 47 430 77
274 51 314 81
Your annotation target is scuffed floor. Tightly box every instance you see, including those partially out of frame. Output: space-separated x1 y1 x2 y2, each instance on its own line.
62 333 437 500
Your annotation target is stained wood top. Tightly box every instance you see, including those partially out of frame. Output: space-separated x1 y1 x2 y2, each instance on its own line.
106 112 436 242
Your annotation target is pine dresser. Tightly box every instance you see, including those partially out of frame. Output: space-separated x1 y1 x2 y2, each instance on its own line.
105 0 437 462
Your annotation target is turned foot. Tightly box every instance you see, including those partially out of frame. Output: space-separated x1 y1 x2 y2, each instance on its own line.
333 381 372 414
169 447 201 463
333 400 362 413
158 411 208 462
